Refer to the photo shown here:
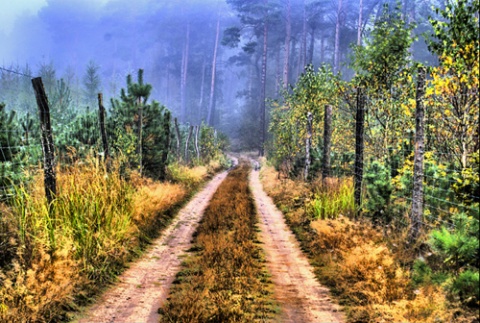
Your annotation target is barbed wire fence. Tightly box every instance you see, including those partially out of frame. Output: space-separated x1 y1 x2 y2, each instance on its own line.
321 66 478 237
0 65 108 203
268 65 478 244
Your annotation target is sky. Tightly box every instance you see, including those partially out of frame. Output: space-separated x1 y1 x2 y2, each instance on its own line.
0 0 115 35
0 0 47 35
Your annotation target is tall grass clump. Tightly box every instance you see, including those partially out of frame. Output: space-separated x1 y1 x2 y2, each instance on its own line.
0 156 195 322
15 158 136 283
167 162 208 188
260 163 457 322
160 162 277 322
307 177 355 219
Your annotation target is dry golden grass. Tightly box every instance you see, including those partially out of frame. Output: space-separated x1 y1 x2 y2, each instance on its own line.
167 163 209 188
0 244 82 322
0 156 201 322
260 164 455 322
133 182 186 224
160 162 277 322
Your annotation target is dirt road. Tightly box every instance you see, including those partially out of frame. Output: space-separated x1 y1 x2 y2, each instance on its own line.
74 170 229 323
250 169 345 323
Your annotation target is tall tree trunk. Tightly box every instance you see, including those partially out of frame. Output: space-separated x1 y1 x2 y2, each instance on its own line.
357 0 364 46
275 50 281 94
409 67 426 243
97 93 109 164
207 19 220 126
180 23 190 122
166 63 170 108
137 98 143 176
354 87 366 213
160 111 171 180
334 0 343 73
320 30 325 64
283 0 291 90
194 125 200 161
300 0 307 70
198 58 206 124
308 27 315 65
304 111 313 181
322 105 332 182
290 38 297 84
174 117 181 161
185 125 194 164
259 0 268 156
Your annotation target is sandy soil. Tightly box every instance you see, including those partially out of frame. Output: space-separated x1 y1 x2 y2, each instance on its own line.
74 170 229 323
249 169 345 323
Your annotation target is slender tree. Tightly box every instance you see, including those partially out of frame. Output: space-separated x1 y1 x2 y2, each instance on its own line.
207 18 221 126
83 60 102 109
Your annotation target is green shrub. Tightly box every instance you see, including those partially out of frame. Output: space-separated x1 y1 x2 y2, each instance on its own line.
429 213 479 305
364 161 392 218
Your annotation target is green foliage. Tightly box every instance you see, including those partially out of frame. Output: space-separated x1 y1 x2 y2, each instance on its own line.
428 0 480 69
429 212 479 304
110 69 171 179
307 180 355 220
453 152 480 205
364 161 392 218
0 103 19 162
351 3 415 90
0 103 26 198
55 108 101 159
142 103 171 180
269 65 339 175
199 124 222 162
392 153 463 220
50 78 76 127
430 213 479 272
82 60 102 108
452 270 479 304
412 259 448 287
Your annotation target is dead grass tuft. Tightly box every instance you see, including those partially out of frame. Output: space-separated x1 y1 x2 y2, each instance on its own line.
0 244 82 322
133 182 187 224
167 163 209 188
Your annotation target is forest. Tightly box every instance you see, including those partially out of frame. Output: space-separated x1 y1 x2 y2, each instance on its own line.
0 0 479 322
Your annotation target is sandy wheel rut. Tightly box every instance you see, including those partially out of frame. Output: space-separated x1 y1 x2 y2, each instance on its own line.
75 160 343 323
250 169 345 323
74 170 229 323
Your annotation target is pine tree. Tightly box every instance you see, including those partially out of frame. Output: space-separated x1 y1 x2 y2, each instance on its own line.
83 60 102 109
0 103 23 197
110 69 171 179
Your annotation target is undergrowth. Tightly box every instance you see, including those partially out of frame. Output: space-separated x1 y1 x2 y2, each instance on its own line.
159 161 277 322
0 157 210 322
259 164 476 322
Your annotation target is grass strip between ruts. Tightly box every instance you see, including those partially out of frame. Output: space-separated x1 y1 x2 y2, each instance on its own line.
159 161 278 322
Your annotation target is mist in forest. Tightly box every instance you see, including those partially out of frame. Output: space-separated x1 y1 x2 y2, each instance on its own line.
0 0 440 149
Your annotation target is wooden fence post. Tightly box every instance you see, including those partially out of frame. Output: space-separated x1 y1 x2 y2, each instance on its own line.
32 77 56 204
304 111 313 181
409 66 426 243
194 125 200 161
97 93 109 163
185 125 194 164
322 105 332 183
174 118 181 161
137 98 143 175
354 87 366 213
